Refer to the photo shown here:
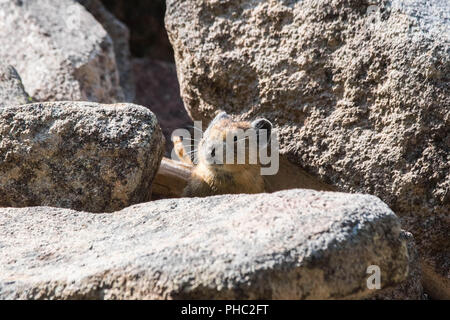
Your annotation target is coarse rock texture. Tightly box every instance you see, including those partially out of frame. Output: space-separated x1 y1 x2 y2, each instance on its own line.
370 231 425 300
0 0 124 103
133 58 193 155
77 0 136 102
0 65 31 109
0 189 410 300
165 0 450 298
0 102 164 213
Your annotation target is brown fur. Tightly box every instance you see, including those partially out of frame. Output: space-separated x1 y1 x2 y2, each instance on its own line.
173 113 270 197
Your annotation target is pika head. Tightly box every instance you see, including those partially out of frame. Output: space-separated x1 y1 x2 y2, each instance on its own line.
173 112 279 197
198 112 273 170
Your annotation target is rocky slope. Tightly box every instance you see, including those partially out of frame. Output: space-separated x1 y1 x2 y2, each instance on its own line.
166 0 449 298
0 0 439 300
0 189 412 300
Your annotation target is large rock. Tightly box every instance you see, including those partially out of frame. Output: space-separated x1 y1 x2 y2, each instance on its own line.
371 231 424 300
0 189 410 300
77 0 136 102
166 0 450 298
0 102 164 213
0 0 124 102
0 65 31 109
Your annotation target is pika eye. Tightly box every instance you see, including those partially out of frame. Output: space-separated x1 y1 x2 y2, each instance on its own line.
211 148 216 157
234 136 238 142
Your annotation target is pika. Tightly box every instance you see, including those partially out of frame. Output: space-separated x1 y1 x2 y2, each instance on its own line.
173 112 273 197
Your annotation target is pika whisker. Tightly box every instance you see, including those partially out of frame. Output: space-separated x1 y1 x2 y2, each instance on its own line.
181 138 202 142
185 125 204 133
186 150 198 156
235 137 249 143
174 112 273 197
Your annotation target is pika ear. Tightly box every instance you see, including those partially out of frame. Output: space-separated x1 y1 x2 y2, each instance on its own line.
251 118 272 144
211 111 230 123
206 111 230 130
204 111 230 136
